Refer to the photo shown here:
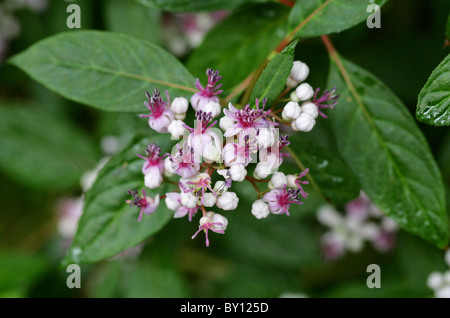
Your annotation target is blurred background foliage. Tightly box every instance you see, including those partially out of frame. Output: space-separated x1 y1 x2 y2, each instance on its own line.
0 0 449 298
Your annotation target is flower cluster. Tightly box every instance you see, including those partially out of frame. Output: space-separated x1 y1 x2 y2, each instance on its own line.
427 250 450 298
317 192 398 260
163 11 229 57
127 64 338 246
282 60 338 132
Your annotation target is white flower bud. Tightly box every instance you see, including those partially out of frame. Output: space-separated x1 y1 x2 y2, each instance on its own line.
290 91 300 102
253 162 272 180
292 113 316 132
445 249 450 267
427 272 444 290
199 215 212 226
257 128 277 149
202 101 221 118
345 234 364 253
289 60 310 83
286 76 298 89
214 180 228 194
170 97 189 114
219 115 235 131
211 213 228 230
202 192 217 207
360 222 380 240
295 83 314 101
229 164 247 182
180 192 198 209
268 172 287 189
175 112 186 120
443 270 450 284
286 174 297 188
317 205 342 227
144 172 163 189
301 102 319 119
168 120 186 139
281 101 302 121
163 157 174 177
203 143 221 163
216 192 239 210
165 193 181 211
436 286 450 298
251 199 270 219
381 217 398 232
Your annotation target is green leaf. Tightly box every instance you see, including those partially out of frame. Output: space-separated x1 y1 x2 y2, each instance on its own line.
0 104 99 191
186 3 289 95
327 55 448 248
9 31 196 113
287 135 360 205
416 53 450 126
288 0 387 38
63 134 175 265
249 40 297 107
135 0 269 12
0 250 48 292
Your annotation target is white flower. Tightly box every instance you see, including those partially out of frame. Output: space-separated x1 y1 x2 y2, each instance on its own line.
202 101 222 118
170 97 189 114
301 102 319 119
202 192 217 207
295 83 314 101
180 191 198 209
229 164 247 182
292 113 316 132
282 101 302 121
251 199 270 219
216 192 239 210
168 119 186 139
268 172 287 189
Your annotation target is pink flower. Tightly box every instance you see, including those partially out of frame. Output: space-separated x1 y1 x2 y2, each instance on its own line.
166 143 200 179
223 98 276 138
184 173 217 205
263 185 305 216
126 189 160 222
311 87 339 119
191 212 227 247
191 68 223 111
294 168 310 199
140 89 174 133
